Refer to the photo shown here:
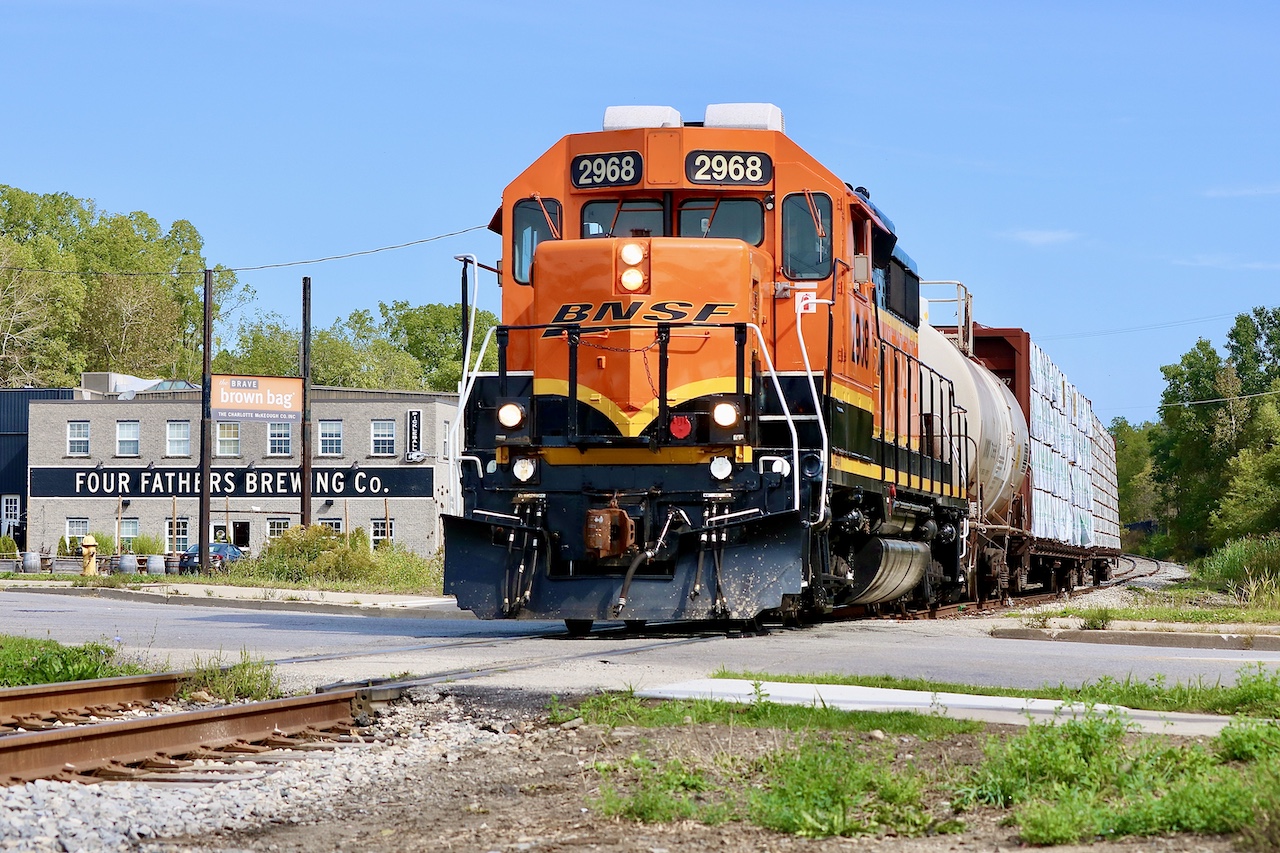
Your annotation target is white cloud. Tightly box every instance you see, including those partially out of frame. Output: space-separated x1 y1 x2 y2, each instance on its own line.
1175 255 1280 271
1007 229 1081 247
1203 184 1280 198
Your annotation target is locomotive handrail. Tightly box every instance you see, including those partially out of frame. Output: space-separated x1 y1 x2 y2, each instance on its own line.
448 319 803 514
447 325 498 516
794 299 832 525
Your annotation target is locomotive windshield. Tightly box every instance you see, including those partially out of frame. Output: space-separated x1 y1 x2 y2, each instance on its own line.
512 197 561 284
781 192 833 280
677 199 764 245
581 199 664 238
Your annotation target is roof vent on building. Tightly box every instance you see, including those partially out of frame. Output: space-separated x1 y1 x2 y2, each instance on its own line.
703 103 784 132
602 105 683 130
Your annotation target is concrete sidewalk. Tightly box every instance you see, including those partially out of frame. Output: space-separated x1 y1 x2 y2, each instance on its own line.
638 678 1237 736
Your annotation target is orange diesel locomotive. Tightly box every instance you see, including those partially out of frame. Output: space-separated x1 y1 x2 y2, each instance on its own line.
445 104 984 631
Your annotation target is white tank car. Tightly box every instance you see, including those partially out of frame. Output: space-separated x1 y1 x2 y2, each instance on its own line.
917 319 1029 523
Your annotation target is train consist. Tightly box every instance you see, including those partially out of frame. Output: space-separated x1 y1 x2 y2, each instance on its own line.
443 103 1120 631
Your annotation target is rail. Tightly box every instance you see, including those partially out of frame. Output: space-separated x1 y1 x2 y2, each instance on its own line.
1 690 358 785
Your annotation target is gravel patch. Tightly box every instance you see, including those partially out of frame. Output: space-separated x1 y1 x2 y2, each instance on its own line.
1 689 532 852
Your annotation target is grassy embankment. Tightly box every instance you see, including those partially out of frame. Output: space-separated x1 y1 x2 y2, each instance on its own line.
1054 535 1280 625
555 669 1280 847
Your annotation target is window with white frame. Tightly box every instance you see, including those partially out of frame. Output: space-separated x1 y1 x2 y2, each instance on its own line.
319 518 343 533
371 420 395 456
441 420 450 461
119 518 139 551
116 420 140 456
1 495 18 540
319 420 343 455
267 518 291 539
268 422 292 456
217 422 240 456
167 420 190 456
167 517 189 553
371 518 394 548
67 421 90 456
67 518 89 549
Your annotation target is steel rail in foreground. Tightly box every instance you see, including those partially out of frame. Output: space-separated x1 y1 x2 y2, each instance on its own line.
0 672 190 721
1 690 358 784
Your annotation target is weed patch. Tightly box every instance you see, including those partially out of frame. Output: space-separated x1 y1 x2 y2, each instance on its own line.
0 634 145 686
182 650 279 701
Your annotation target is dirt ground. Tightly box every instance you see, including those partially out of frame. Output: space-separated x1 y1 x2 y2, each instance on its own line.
158 688 1239 853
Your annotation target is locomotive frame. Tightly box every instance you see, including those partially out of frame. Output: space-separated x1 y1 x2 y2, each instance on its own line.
443 104 1118 631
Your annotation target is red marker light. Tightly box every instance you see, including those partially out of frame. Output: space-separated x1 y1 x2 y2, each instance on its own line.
669 415 692 439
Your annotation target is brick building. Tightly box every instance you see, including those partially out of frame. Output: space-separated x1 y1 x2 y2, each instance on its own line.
24 381 456 558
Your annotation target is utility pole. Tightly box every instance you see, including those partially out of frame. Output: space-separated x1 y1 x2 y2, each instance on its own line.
199 269 213 573
301 276 312 527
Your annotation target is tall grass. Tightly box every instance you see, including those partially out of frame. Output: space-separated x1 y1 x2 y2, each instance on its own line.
1196 535 1280 594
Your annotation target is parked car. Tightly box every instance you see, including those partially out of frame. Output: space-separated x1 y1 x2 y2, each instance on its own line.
178 542 244 573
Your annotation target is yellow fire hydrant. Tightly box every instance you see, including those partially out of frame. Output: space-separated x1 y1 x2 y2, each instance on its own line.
80 534 98 576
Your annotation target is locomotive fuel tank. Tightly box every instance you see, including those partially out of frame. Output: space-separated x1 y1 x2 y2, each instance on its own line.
917 320 1029 521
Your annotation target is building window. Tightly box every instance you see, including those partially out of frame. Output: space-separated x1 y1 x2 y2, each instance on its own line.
167 421 191 456
267 518 291 539
319 420 343 455
119 518 139 551
268 422 292 456
67 518 89 550
371 420 395 456
1 495 18 540
441 420 450 461
371 517 394 548
67 421 90 456
217 422 240 457
319 518 343 533
116 420 140 456
167 517 189 553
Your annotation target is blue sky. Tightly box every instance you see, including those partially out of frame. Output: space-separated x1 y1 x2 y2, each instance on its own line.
4 1 1277 423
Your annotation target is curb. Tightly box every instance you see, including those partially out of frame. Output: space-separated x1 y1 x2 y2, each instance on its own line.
991 626 1280 651
1 585 472 620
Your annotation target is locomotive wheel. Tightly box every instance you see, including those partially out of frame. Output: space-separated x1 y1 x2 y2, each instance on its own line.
564 619 594 637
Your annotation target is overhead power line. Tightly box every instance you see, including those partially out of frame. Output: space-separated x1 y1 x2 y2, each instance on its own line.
0 224 488 278
1036 313 1242 341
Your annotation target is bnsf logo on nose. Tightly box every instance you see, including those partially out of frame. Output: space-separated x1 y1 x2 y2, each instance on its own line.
549 301 737 324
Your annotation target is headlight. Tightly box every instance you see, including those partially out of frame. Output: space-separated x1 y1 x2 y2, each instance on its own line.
619 267 646 292
712 402 739 427
619 242 645 266
497 402 525 429
512 456 537 482
709 456 733 481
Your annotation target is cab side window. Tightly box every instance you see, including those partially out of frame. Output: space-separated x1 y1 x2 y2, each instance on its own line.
781 193 833 280
513 198 561 285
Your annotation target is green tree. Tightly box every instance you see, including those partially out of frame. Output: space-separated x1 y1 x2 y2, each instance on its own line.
1209 383 1280 544
0 184 248 384
1109 417 1157 524
380 300 498 391
1152 339 1241 558
1226 307 1280 397
0 237 85 387
213 313 301 376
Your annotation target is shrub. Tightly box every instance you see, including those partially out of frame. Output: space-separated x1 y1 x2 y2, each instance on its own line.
0 534 17 558
129 533 167 555
246 524 375 584
89 531 115 556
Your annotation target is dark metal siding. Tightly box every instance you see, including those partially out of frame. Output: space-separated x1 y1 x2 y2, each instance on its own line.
0 389 75 434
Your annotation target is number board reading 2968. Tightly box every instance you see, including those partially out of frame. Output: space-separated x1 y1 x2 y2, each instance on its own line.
685 150 773 185
571 151 642 188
